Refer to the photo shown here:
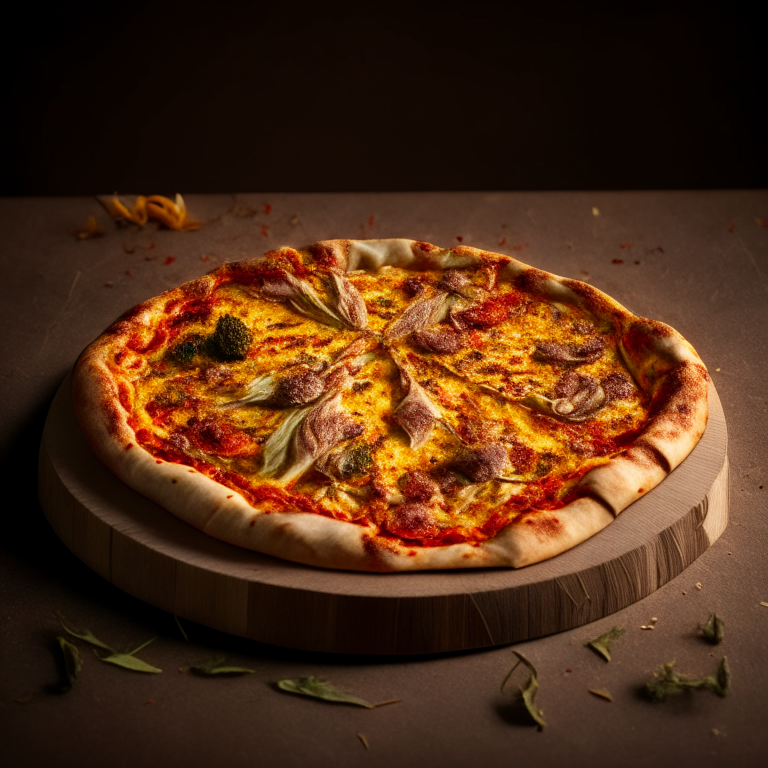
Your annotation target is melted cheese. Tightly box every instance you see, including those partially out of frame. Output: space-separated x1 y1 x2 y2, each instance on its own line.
115 263 649 545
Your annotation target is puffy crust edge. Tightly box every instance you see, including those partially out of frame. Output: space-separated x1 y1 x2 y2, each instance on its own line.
72 238 709 572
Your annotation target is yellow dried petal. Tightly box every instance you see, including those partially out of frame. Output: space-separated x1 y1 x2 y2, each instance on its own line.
76 215 103 239
588 688 613 702
147 201 182 230
133 196 148 226
109 197 135 221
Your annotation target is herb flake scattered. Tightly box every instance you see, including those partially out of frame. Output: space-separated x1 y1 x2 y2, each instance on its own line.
95 638 162 674
57 612 114 652
585 626 625 662
190 655 256 676
645 657 730 702
588 688 613 702
56 636 82 691
500 651 547 729
174 615 189 642
275 676 397 709
701 613 725 644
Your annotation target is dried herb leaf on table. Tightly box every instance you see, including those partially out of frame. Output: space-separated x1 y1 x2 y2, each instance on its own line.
57 613 161 673
190 656 256 676
275 677 398 709
500 651 547 729
700 612 725 644
645 657 730 701
56 612 114 652
585 626 625 662
55 636 83 692
588 688 613 702
95 638 162 674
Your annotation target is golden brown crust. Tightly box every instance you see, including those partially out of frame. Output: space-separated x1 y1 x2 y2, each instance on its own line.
72 238 709 572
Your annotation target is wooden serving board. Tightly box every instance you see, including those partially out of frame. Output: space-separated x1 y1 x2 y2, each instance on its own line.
39 374 728 655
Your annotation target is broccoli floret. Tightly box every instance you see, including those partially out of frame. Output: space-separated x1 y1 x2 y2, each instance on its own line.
169 334 205 364
338 443 373 478
212 314 252 361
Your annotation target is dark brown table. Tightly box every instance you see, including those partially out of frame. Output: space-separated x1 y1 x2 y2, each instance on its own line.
2 192 766 767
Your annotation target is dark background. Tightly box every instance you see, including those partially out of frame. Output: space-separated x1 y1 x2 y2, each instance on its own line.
2 1 765 195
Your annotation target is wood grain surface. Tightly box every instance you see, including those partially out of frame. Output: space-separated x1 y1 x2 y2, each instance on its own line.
39 373 728 655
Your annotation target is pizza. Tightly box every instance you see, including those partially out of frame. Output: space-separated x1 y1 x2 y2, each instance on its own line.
72 238 709 571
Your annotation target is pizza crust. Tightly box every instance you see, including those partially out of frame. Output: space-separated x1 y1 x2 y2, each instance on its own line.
73 238 709 572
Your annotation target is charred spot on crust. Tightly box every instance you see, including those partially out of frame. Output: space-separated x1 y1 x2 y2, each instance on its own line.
649 361 708 423
307 241 343 269
362 531 400 568
631 439 672 474
515 268 551 294
522 513 563 539
561 279 626 325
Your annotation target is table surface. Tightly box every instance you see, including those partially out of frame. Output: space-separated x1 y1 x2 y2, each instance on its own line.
1 191 767 768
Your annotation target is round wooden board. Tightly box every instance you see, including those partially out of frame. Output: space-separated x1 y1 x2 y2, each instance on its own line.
39 373 728 655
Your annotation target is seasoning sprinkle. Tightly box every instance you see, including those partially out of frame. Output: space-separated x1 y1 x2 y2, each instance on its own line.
588 688 613 702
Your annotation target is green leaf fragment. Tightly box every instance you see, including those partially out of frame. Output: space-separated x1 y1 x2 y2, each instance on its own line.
585 626 625 662
95 649 162 674
588 688 613 702
57 611 160 674
701 612 725 644
56 636 82 691
174 614 189 642
645 657 730 702
500 651 547 729
56 612 115 652
275 677 393 709
190 655 256 676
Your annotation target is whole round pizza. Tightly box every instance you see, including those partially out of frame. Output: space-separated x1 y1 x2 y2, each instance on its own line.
73 239 709 571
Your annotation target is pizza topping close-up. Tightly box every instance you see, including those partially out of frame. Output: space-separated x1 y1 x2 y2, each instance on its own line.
73 239 709 571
